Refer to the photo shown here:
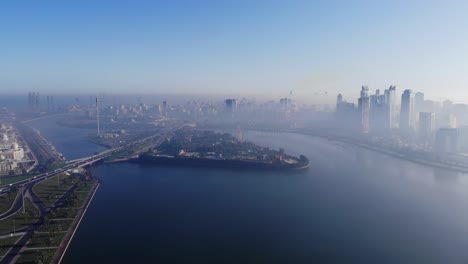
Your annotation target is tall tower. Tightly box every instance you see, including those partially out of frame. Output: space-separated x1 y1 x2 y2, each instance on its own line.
35 92 40 109
336 94 343 108
383 85 398 129
400 89 415 133
358 86 370 133
224 99 237 113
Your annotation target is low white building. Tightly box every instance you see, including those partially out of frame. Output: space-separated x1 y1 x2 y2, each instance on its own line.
2 149 24 160
0 155 17 173
0 132 26 161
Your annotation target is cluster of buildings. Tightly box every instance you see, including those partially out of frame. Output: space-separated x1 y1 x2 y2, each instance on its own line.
28 92 40 109
27 92 57 112
0 124 25 174
87 95 303 133
336 86 468 154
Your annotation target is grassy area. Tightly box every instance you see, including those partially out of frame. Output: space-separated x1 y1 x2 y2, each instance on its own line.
0 189 19 215
0 199 39 234
29 219 73 249
0 175 98 264
16 249 55 264
0 235 21 257
32 173 77 208
0 174 37 187
23 178 98 264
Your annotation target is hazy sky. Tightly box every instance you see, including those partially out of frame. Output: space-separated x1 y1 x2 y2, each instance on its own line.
1 0 468 103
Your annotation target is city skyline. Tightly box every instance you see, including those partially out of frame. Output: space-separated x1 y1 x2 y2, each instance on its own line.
2 1 468 102
3 2 468 263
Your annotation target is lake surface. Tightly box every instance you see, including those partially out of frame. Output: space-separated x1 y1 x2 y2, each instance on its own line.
30 118 468 263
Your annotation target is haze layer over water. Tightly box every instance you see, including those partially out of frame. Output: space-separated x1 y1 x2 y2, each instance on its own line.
29 117 468 263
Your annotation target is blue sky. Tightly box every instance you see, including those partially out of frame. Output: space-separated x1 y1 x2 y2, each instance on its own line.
1 1 468 103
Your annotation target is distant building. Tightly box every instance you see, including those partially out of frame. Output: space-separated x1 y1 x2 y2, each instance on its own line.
28 92 40 110
438 113 457 128
46 95 54 111
335 93 357 129
384 85 398 129
443 100 453 110
279 98 292 108
370 89 389 133
435 128 458 153
358 86 370 133
336 94 343 108
415 92 424 113
453 104 468 125
418 112 435 143
225 99 237 113
400 89 415 133
457 126 468 153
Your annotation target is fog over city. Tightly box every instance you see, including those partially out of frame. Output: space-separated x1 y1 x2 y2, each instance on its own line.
2 1 468 264
2 1 468 102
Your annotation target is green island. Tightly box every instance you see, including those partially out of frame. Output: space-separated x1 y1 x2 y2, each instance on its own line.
137 130 309 170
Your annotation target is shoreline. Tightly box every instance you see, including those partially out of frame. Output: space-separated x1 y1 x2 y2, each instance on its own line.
108 127 468 174
136 154 310 171
52 180 100 264
248 129 468 174
335 139 468 174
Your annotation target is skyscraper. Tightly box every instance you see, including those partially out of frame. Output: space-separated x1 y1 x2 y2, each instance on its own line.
225 99 237 113
415 92 424 113
28 92 40 110
336 94 343 108
419 112 435 143
358 86 370 133
370 89 387 133
384 85 398 129
335 94 357 129
35 92 40 109
400 89 415 133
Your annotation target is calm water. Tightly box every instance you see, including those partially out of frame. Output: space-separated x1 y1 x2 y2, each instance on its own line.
30 118 468 263
27 115 107 160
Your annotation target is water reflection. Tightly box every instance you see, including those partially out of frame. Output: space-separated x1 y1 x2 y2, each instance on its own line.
432 169 460 184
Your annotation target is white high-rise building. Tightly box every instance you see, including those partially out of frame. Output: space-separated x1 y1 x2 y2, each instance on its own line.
384 85 398 129
370 89 388 133
358 86 370 133
400 89 415 133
